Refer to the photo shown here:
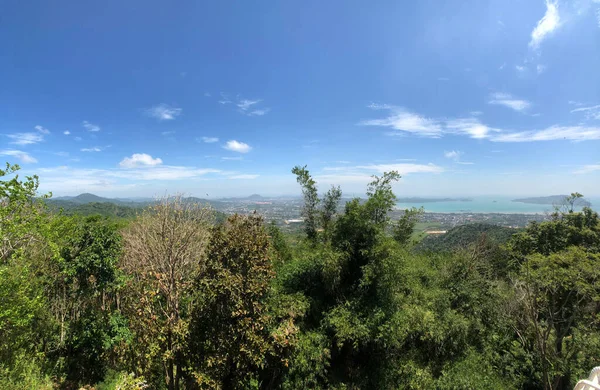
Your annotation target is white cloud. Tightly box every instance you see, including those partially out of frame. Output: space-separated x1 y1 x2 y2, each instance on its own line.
81 147 102 152
515 65 527 73
574 164 600 174
223 140 252 153
35 125 50 134
537 64 547 74
64 130 71 135
74 136 82 142
446 118 496 139
119 153 163 168
161 131 175 136
146 104 182 121
228 174 259 179
218 93 232 104
200 136 219 143
444 150 462 161
529 0 561 49
237 99 261 111
83 121 101 132
359 105 442 137
571 104 600 120
222 156 243 161
353 163 444 175
7 132 44 145
0 149 37 163
470 111 483 116
456 161 475 165
55 151 69 157
248 108 270 116
488 92 531 112
491 126 600 142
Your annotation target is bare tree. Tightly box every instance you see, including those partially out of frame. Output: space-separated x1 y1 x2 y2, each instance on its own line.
122 195 213 390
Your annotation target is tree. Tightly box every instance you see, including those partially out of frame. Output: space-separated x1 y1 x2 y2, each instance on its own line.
122 196 212 390
0 163 51 262
365 171 400 225
190 213 283 388
0 162 53 378
292 166 320 241
51 215 126 385
506 204 600 389
321 185 342 234
392 207 423 246
514 248 600 390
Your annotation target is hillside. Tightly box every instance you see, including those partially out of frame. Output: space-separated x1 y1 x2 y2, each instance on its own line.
513 195 592 207
415 223 518 253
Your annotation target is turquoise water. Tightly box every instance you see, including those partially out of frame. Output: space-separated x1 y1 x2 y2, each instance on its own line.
396 196 600 214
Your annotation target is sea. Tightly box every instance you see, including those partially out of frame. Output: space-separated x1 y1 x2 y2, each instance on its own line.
395 196 600 214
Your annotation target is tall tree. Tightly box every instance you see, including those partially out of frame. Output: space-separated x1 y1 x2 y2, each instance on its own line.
292 166 320 241
190 213 283 388
122 196 212 390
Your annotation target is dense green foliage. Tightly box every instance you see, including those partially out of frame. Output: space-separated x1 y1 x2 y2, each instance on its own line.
2 163 600 389
416 223 518 253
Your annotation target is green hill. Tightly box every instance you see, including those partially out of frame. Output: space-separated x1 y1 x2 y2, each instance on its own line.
415 223 518 253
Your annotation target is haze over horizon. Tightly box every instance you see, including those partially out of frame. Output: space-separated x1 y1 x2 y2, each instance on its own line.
2 0 600 197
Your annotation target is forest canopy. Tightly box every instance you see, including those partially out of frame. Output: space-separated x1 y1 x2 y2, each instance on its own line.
1 162 599 390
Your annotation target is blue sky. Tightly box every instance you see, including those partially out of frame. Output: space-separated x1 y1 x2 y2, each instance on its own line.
1 0 600 198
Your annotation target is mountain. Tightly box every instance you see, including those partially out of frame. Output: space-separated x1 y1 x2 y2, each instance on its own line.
53 193 113 204
512 195 592 207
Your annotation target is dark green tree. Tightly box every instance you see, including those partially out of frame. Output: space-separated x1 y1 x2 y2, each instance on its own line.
291 166 320 241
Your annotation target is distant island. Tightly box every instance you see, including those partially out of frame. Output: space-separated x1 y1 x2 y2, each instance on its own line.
512 195 592 207
397 197 473 203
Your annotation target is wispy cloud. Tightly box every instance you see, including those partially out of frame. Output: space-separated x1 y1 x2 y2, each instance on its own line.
491 126 600 142
360 104 442 137
574 164 600 174
228 174 259 179
248 108 270 116
204 92 211 97
119 153 163 168
571 104 600 120
529 0 561 49
537 64 547 74
81 147 102 152
200 136 219 143
146 104 182 121
35 125 50 134
0 149 37 163
223 140 252 153
55 151 69 157
7 132 44 145
515 65 527 73
446 118 496 139
236 98 270 116
161 131 176 136
83 120 101 132
456 161 475 165
63 130 71 135
74 136 82 142
222 156 243 161
218 93 232 104
488 92 531 112
444 150 462 161
237 99 261 111
326 163 444 175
